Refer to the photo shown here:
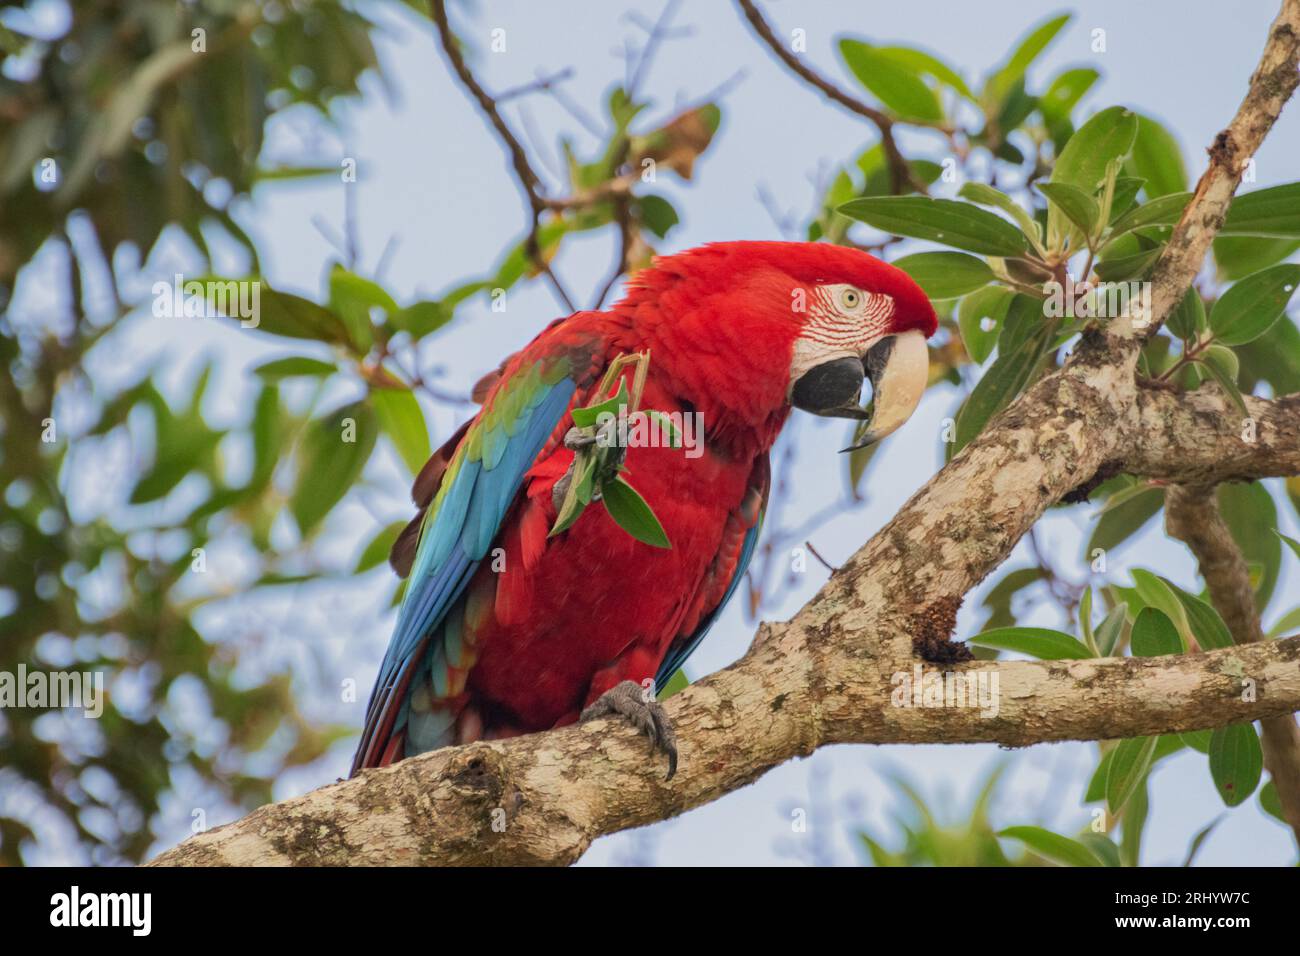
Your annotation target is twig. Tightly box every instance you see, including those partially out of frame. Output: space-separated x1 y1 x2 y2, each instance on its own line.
734 0 931 195
625 0 684 100
496 68 575 104
804 540 838 573
428 0 576 312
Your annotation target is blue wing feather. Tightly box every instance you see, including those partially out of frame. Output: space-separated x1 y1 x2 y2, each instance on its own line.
351 376 577 772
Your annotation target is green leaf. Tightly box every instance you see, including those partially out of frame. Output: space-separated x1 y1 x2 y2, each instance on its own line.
980 567 1046 631
1214 236 1300 281
291 401 377 536
328 264 396 352
252 356 338 380
892 251 993 299
1167 289 1207 340
231 286 351 344
371 387 430 475
1106 735 1158 814
600 476 671 549
1208 723 1263 807
637 194 680 238
983 13 1072 107
1105 191 1191 245
1088 485 1163 556
1277 530 1300 562
1130 607 1183 656
958 182 1043 248
571 379 630 428
838 197 1030 256
247 385 282 494
997 826 1102 867
1208 263 1300 346
1266 603 1300 639
1218 484 1280 610
1077 833 1122 868
958 285 1014 365
656 668 690 700
1086 748 1115 802
952 317 1053 452
1037 182 1100 241
1221 183 1300 238
1094 247 1164 282
1039 67 1100 123
1096 604 1128 657
839 39 944 122
970 626 1093 660
355 521 405 573
253 165 338 182
1107 177 1147 222
1052 107 1139 192
390 300 454 339
1130 568 1191 635
1120 780 1149 866
876 45 974 100
1196 347 1249 417
1181 729 1212 753
1159 576 1234 649
1050 107 1138 248
1129 115 1187 197
1259 780 1287 824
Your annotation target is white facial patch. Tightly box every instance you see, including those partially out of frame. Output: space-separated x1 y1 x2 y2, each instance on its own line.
788 283 895 387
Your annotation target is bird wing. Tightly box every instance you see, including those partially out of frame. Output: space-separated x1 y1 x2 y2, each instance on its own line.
654 453 769 691
351 335 604 773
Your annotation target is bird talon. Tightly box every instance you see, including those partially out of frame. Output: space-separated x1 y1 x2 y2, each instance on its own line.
581 680 679 780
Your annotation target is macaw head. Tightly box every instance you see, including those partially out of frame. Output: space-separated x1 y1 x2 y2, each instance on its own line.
620 241 937 450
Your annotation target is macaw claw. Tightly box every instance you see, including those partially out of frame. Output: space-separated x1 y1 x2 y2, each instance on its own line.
580 680 679 780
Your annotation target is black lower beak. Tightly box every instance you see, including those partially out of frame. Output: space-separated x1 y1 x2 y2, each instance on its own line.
790 356 870 420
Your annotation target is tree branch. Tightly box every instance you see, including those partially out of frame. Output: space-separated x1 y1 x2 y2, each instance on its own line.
733 0 933 195
1139 0 1300 340
148 0 1300 866
428 0 576 311
1126 386 1300 483
1165 486 1300 842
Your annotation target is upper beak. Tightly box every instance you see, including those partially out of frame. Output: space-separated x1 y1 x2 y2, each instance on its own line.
841 329 930 452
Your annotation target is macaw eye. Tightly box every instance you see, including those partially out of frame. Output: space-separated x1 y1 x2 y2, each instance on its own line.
839 288 862 311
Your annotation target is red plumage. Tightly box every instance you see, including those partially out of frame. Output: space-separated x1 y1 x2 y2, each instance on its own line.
354 241 936 771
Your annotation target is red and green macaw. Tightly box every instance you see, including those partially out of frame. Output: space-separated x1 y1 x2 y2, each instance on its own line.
351 241 936 778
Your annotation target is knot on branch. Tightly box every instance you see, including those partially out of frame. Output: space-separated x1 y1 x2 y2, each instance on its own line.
909 595 970 664
442 744 514 804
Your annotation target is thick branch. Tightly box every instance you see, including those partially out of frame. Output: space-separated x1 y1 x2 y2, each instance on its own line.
1166 486 1300 842
1126 386 1300 482
149 633 1300 866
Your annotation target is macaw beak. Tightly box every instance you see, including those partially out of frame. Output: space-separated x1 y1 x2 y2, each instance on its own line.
790 355 871 421
842 329 930 452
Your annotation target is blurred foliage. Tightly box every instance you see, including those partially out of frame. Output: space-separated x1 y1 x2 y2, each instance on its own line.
2 1 1297 866
0 0 387 865
0 0 723 865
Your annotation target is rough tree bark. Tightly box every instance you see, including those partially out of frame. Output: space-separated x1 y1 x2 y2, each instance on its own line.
149 0 1300 866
